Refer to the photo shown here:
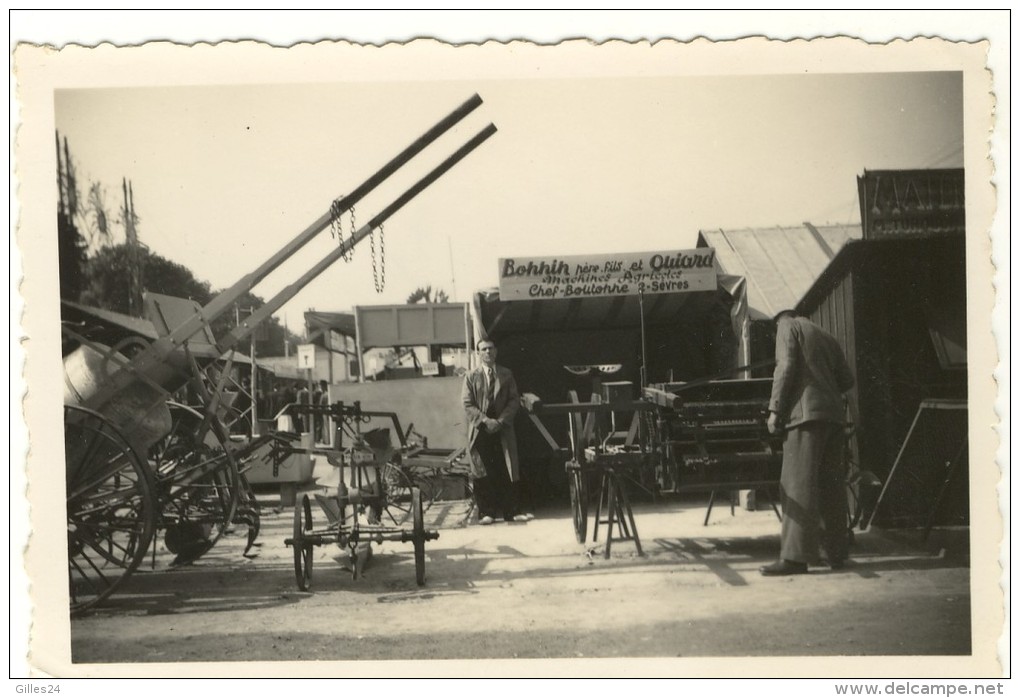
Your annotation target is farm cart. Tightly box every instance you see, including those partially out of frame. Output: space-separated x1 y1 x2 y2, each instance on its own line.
62 94 496 613
284 401 441 589
62 305 274 607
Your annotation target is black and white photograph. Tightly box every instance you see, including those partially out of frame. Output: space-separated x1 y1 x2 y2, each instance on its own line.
11 12 1007 685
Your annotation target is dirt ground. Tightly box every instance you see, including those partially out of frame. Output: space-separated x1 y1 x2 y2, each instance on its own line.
43 484 984 677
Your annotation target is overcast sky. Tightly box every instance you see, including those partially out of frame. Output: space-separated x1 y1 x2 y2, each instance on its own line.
53 64 963 335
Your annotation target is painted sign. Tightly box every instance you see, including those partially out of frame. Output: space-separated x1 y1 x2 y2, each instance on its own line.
297 343 316 370
857 169 965 239
498 249 717 301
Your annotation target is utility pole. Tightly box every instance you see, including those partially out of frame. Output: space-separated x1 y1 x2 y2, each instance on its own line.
448 235 458 301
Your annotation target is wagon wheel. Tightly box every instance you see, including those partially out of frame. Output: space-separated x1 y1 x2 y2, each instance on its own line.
293 495 315 591
566 460 589 544
411 487 427 586
149 402 240 565
65 405 157 615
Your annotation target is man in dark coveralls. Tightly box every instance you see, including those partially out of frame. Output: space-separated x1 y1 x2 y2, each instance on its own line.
462 338 533 525
761 309 856 576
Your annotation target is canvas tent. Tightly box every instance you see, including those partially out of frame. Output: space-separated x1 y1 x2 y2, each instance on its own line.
470 273 750 400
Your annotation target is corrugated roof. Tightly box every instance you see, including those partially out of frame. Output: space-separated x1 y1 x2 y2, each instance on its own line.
698 222 861 320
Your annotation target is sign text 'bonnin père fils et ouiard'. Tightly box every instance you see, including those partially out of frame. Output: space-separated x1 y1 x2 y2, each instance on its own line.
498 249 718 300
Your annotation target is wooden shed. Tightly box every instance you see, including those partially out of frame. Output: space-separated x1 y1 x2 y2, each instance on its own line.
795 234 968 528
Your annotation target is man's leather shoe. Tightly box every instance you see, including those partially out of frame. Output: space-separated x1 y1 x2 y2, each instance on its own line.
827 558 846 570
759 559 809 576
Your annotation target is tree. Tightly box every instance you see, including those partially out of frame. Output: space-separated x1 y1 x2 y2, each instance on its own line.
406 285 449 304
56 132 134 301
80 244 212 317
56 134 88 301
55 131 303 353
213 289 302 357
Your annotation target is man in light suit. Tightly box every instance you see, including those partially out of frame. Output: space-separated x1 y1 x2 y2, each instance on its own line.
762 309 855 575
462 338 533 525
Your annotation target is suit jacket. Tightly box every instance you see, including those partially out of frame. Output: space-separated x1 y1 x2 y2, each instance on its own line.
769 315 855 428
462 363 521 481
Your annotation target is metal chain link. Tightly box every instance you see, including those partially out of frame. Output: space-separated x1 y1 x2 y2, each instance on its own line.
329 198 342 242
330 199 354 262
370 223 386 293
347 204 357 262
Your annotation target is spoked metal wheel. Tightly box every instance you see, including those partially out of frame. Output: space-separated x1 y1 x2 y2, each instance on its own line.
411 487 427 586
149 402 240 565
567 461 589 544
293 495 315 591
379 462 433 526
65 405 157 615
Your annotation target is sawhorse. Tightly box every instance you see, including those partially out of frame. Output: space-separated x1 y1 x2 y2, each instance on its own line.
591 467 643 559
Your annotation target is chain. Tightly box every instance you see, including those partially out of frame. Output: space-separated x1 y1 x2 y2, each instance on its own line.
330 199 349 262
370 222 386 293
329 199 342 242
348 204 357 262
330 198 356 262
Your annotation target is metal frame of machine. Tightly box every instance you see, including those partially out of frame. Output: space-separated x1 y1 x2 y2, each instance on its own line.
283 400 441 589
62 94 496 613
525 377 793 556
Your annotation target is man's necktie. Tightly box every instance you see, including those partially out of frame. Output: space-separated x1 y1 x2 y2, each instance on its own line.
486 368 495 405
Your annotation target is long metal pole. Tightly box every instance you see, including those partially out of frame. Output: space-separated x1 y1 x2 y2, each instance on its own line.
167 94 484 348
221 123 497 351
638 290 648 389
78 113 496 414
